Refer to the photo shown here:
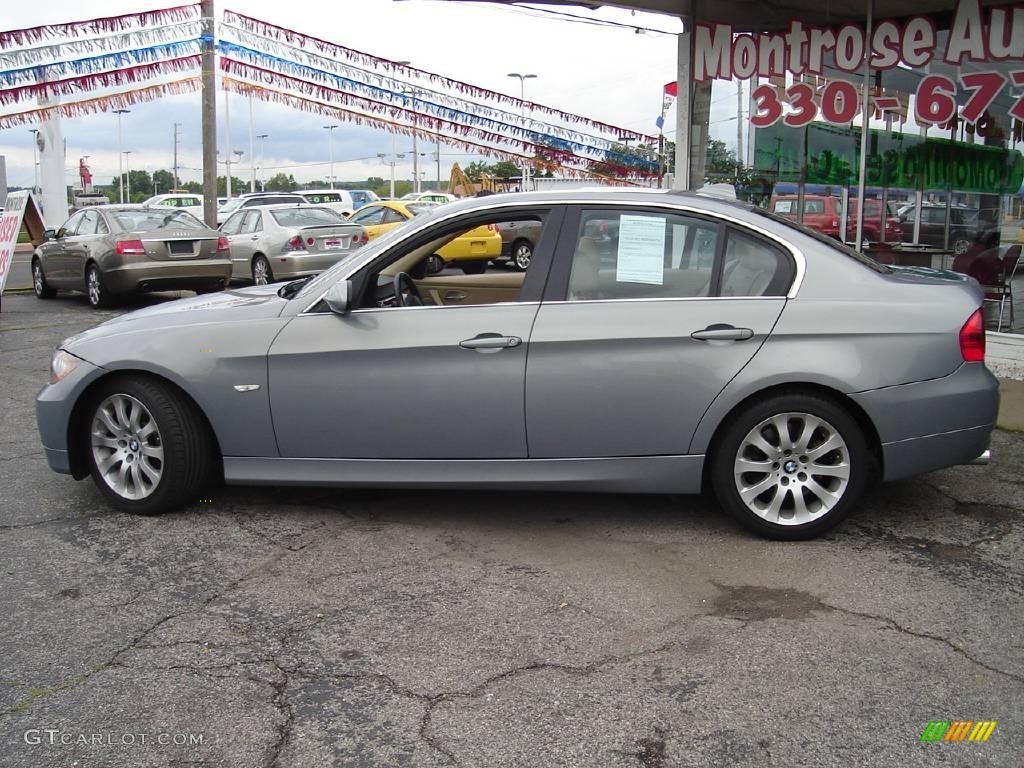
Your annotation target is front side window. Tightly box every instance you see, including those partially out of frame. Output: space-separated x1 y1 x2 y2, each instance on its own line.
382 208 408 225
63 211 86 234
221 212 245 235
76 210 100 235
350 206 386 226
240 211 262 234
567 210 719 301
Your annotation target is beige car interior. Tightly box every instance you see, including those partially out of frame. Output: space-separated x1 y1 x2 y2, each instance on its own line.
375 219 536 307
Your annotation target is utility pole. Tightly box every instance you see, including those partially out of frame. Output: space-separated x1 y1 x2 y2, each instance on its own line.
123 151 132 201
223 84 233 199
248 94 256 193
28 129 39 194
172 122 181 189
200 0 216 226
324 124 338 189
257 133 268 192
114 109 130 203
736 80 744 178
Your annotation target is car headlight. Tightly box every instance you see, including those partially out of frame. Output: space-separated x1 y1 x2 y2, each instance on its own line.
50 349 81 385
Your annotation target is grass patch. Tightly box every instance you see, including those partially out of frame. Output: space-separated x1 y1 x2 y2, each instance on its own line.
5 663 109 714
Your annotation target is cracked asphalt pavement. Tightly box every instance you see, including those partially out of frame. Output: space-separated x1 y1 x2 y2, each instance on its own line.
1 291 1022 767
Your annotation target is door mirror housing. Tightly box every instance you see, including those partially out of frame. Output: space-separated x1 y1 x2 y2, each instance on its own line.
43 228 57 240
323 280 353 315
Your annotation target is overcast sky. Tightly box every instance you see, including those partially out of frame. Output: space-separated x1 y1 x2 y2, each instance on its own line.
0 0 719 190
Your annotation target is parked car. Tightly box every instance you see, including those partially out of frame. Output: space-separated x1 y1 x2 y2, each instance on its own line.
217 193 306 226
31 205 231 308
401 191 458 204
142 193 205 220
769 195 901 242
36 190 997 540
897 203 977 254
495 219 544 271
348 200 501 273
219 204 368 285
297 189 381 216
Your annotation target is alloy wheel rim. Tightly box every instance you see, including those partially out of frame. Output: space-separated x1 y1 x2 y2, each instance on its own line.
515 244 532 269
733 412 851 526
90 394 164 500
87 269 100 305
33 264 43 295
253 259 268 285
954 239 970 255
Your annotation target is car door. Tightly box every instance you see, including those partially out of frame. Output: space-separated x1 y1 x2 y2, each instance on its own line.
41 211 84 287
525 205 793 459
267 205 563 460
221 211 247 278
63 210 106 288
229 211 261 277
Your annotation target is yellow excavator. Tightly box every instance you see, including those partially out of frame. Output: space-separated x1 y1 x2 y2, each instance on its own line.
448 163 499 198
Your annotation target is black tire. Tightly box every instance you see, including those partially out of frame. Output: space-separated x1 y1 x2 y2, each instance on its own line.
510 239 533 271
460 261 487 275
252 254 274 285
84 376 218 515
85 262 113 309
32 258 56 299
710 392 873 540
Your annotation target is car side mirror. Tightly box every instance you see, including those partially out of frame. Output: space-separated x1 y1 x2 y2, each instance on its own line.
43 228 57 240
323 280 352 315
424 257 445 276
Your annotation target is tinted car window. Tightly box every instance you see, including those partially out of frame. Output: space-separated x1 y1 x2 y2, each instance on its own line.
382 208 407 224
350 206 386 225
567 210 719 301
112 210 206 231
720 231 793 297
270 208 344 227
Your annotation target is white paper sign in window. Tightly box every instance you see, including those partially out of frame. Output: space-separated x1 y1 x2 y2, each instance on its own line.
615 214 665 286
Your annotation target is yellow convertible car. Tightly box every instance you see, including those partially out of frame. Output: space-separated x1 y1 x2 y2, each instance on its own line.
348 200 501 273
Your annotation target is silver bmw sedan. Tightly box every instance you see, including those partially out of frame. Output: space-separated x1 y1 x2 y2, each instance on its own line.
36 190 998 540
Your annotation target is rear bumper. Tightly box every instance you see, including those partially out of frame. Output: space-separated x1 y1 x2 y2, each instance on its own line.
270 250 356 279
104 259 232 294
850 362 999 481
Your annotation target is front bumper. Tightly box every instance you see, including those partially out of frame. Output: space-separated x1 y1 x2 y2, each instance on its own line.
104 259 232 294
850 362 999 481
36 355 107 477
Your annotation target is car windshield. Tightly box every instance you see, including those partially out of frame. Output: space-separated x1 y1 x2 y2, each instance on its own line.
752 207 891 273
270 207 344 227
219 199 243 214
406 203 438 216
113 210 207 231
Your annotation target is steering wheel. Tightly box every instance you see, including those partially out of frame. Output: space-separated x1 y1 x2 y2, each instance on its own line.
393 272 423 307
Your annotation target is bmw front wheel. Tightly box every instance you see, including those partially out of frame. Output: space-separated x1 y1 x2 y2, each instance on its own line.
711 394 872 540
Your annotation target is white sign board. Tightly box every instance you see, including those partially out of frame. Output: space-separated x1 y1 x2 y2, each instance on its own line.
0 190 30 300
615 214 665 286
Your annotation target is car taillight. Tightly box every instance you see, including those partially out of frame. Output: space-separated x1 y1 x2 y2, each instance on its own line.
287 235 305 251
959 308 985 362
216 236 230 253
115 239 145 256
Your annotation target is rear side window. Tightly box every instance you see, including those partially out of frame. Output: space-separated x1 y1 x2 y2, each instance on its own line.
567 210 719 300
720 231 793 297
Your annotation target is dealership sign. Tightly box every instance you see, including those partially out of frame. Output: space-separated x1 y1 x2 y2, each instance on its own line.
696 0 1024 128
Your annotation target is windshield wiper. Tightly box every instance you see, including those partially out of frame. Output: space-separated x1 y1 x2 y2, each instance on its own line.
277 275 314 299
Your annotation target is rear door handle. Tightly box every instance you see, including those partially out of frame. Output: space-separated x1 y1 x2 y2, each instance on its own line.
691 324 754 341
459 333 523 352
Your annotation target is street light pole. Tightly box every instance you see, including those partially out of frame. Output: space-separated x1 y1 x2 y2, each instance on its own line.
507 73 537 192
114 109 130 203
28 129 39 194
123 151 132 201
257 134 268 192
324 124 339 189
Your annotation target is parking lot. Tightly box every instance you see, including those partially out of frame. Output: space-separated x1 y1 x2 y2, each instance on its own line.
1 289 1022 767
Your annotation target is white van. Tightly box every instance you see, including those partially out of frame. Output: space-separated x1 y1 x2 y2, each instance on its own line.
298 189 380 217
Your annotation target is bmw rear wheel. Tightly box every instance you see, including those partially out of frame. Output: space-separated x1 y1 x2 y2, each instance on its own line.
85 377 217 515
252 255 273 285
711 394 872 540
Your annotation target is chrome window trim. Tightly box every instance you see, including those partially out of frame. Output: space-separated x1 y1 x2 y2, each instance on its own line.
300 198 806 314
299 300 541 317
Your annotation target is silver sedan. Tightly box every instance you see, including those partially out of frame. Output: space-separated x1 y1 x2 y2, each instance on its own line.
36 190 998 540
220 204 367 285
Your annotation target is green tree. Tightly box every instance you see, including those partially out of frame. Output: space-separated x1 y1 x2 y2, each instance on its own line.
489 160 520 179
463 161 490 183
265 172 297 191
216 176 249 196
152 169 175 194
181 181 203 194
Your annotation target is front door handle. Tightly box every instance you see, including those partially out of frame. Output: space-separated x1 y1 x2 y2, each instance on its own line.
691 324 754 341
444 290 467 302
459 333 523 352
